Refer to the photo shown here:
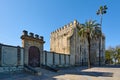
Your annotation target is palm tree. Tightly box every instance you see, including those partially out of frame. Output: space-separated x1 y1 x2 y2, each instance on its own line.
96 5 108 26
77 20 100 68
96 5 108 66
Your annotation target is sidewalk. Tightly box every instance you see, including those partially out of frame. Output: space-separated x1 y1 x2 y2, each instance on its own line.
0 66 120 80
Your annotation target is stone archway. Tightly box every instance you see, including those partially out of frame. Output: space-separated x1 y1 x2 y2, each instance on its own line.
21 30 45 66
28 46 40 67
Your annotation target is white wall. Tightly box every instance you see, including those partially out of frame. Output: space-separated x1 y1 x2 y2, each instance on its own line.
66 55 69 65
47 52 53 66
2 46 17 66
54 54 59 65
1 45 24 67
42 51 46 65
20 48 24 65
61 55 65 65
43 51 71 67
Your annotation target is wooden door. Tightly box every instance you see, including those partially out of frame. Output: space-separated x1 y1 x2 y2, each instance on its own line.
28 46 40 67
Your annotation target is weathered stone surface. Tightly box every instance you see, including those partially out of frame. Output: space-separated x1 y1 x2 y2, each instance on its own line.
50 20 105 66
0 45 24 67
21 31 45 66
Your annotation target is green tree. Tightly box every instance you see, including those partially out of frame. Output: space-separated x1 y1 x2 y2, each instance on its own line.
77 20 100 68
105 50 113 64
110 47 120 64
106 46 120 64
114 46 120 64
108 47 117 64
117 48 120 63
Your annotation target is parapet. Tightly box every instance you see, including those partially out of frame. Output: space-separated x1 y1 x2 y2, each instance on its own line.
51 20 80 35
21 30 45 43
23 30 28 36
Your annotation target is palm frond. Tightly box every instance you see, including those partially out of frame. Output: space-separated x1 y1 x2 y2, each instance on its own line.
78 19 100 39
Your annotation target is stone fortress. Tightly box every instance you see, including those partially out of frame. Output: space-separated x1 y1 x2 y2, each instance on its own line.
50 20 105 65
0 20 105 72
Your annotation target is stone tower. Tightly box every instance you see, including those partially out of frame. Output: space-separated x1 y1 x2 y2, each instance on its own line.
50 20 105 65
50 20 77 54
21 30 45 67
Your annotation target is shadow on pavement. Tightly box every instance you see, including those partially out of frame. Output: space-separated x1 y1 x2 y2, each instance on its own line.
94 64 120 68
56 66 113 77
0 72 57 80
78 71 113 77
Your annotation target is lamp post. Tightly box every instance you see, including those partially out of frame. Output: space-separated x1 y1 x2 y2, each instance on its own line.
96 5 108 66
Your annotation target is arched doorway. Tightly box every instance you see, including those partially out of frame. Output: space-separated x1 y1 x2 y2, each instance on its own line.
28 46 40 67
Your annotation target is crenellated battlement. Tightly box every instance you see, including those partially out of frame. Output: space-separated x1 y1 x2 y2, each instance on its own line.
51 20 80 35
21 30 45 43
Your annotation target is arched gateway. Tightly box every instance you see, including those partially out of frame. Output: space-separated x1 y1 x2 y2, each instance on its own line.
21 30 45 67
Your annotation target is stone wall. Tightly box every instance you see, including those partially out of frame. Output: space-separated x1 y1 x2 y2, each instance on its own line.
42 51 70 67
0 66 23 73
50 20 78 54
0 44 24 66
69 26 89 65
0 44 24 72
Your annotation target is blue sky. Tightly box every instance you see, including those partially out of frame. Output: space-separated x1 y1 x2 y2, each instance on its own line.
0 0 119 50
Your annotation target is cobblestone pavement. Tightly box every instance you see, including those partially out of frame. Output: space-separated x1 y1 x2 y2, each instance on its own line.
0 66 120 80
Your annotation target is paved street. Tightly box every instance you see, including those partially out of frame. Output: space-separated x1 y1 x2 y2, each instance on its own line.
0 66 120 80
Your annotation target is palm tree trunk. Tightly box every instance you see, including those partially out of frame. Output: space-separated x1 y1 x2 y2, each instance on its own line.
88 34 91 68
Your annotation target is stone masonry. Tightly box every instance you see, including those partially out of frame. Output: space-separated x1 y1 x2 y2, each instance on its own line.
21 30 45 66
50 20 105 65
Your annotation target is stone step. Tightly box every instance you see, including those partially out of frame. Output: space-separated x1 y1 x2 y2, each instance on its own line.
35 67 56 74
24 65 41 76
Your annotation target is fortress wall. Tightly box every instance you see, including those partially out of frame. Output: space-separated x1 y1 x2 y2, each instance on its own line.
101 34 105 65
1 45 24 66
51 20 79 36
20 49 24 66
68 24 89 65
61 54 65 65
50 20 79 54
66 55 70 65
43 51 70 67
2 46 17 66
0 44 24 72
54 53 59 65
42 51 46 65
46 52 53 66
